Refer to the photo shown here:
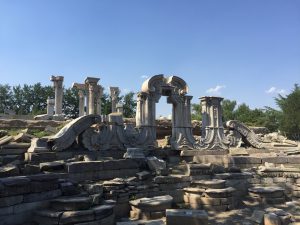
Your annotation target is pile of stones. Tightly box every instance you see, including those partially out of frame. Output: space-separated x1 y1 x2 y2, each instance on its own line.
129 195 173 220
34 196 115 225
248 186 286 206
183 179 236 211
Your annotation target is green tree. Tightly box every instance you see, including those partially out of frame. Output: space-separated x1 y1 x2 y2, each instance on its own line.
122 92 136 118
275 84 300 140
101 93 112 115
0 84 12 113
191 103 201 121
63 87 78 118
222 99 236 122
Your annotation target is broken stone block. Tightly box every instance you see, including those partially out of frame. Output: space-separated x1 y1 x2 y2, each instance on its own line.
59 182 79 196
50 196 92 211
166 209 208 225
13 132 33 143
39 161 65 172
93 204 114 220
34 209 63 225
249 210 265 224
83 183 104 195
124 148 145 159
0 164 19 177
136 171 151 180
264 213 281 225
59 209 95 224
130 195 173 220
191 179 226 189
146 157 166 172
0 135 13 146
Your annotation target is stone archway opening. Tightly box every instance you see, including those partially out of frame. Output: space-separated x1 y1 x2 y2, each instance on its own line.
136 74 196 149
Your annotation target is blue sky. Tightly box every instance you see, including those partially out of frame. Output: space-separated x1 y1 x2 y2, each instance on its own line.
0 0 299 116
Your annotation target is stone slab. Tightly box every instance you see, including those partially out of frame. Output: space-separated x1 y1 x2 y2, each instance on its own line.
166 209 208 225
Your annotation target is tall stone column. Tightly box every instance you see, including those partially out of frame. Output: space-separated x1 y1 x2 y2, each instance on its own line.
96 85 103 115
110 87 120 113
72 83 87 117
85 77 100 115
78 90 85 117
200 96 230 150
50 76 64 115
46 97 55 116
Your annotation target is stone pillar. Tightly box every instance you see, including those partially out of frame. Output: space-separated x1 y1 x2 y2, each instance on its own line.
116 103 123 114
46 97 55 116
78 90 85 117
50 76 64 115
200 96 230 150
72 83 87 117
85 77 100 115
96 85 103 115
110 87 120 113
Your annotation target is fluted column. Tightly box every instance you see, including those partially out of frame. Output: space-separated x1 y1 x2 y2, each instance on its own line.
110 87 120 113
51 76 64 115
78 90 85 117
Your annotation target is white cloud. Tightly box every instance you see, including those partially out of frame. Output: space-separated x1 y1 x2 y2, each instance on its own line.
140 75 148 79
122 88 129 94
265 87 276 94
265 87 286 95
206 85 226 95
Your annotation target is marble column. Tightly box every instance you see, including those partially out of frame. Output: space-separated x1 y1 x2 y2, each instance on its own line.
72 83 87 117
85 77 100 115
78 90 85 117
96 85 103 115
110 87 120 113
50 76 64 115
200 96 230 150
46 97 55 116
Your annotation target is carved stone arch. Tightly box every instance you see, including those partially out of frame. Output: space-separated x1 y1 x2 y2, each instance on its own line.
136 74 196 150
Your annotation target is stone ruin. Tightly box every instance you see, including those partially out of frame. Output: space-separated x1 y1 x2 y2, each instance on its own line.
0 74 299 225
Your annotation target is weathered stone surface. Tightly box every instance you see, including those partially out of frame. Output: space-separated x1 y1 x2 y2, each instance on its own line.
147 157 166 172
117 220 164 225
93 204 114 220
40 161 66 171
23 189 62 202
0 195 23 207
249 210 265 224
50 196 92 211
204 187 235 198
0 135 13 146
48 114 101 151
34 209 63 225
191 179 225 189
60 209 94 225
13 200 49 214
83 183 103 195
130 195 173 212
0 164 19 177
264 213 281 225
67 159 139 173
124 148 145 159
136 171 151 181
166 209 208 225
154 175 190 184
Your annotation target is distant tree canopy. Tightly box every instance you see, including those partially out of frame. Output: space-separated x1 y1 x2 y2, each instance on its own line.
1 83 299 140
0 83 136 119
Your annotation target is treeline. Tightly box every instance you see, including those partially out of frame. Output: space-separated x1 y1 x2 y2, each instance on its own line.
191 84 300 140
0 83 136 118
